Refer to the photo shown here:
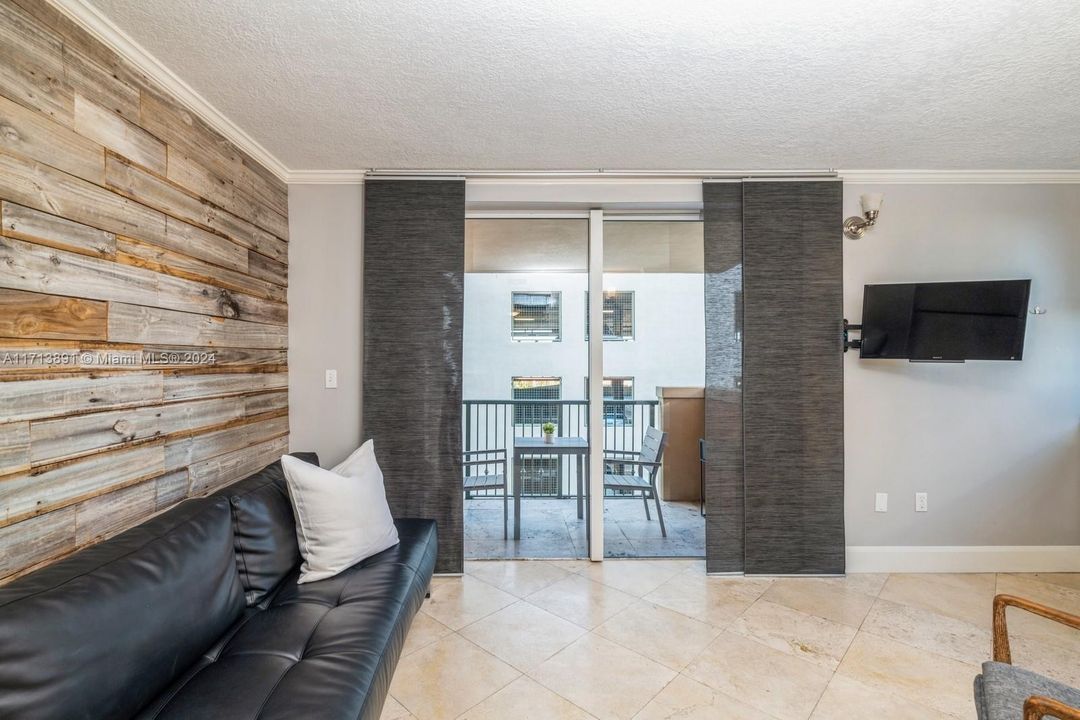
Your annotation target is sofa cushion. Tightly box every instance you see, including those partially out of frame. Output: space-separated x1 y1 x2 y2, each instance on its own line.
215 452 319 605
133 519 437 720
282 452 400 584
0 497 245 720
975 661 1080 720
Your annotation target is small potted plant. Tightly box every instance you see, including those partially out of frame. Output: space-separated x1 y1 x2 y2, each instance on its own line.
542 422 556 444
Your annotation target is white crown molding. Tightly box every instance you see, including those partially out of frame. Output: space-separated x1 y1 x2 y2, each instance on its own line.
838 169 1080 184
295 169 1080 185
48 0 290 182
286 170 368 184
847 545 1080 573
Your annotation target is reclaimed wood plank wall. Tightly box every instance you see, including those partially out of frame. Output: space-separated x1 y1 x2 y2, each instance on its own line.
0 0 290 581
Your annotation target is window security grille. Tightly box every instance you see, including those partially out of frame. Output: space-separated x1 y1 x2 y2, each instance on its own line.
511 292 561 341
584 376 635 425
518 457 561 496
585 291 634 341
512 377 562 425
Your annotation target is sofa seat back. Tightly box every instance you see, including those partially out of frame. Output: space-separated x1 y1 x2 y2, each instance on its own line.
212 452 318 606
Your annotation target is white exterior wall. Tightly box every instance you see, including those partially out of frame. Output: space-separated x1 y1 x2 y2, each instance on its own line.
463 272 705 403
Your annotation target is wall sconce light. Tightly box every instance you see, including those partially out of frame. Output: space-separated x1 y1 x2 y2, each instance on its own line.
843 193 884 239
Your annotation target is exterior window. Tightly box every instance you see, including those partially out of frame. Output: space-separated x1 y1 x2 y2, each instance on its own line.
585 376 635 425
585 291 634 341
511 292 561 341
512 377 561 425
518 457 561 496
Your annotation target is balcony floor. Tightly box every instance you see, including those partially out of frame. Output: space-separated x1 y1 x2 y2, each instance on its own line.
465 496 704 559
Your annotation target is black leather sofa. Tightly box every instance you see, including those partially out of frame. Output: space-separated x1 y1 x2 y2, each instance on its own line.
0 452 437 720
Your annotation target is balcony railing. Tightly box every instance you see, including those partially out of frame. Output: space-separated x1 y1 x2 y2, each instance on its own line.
463 399 659 497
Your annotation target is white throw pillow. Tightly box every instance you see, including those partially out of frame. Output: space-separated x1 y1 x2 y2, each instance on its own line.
280 443 399 584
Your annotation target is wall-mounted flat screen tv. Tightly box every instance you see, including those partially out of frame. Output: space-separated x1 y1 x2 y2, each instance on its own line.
859 280 1031 361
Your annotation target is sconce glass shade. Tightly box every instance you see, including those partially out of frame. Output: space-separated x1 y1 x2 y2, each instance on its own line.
844 192 885 239
860 193 884 214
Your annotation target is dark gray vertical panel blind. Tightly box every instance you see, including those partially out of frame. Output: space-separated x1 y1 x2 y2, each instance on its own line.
742 180 845 575
363 179 465 574
703 182 745 573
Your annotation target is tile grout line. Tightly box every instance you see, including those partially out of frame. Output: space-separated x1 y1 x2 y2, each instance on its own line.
448 631 525 719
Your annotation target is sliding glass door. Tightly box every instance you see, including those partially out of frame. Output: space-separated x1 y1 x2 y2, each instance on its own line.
462 212 710 562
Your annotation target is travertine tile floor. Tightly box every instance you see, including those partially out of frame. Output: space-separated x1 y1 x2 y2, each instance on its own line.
382 562 1080 720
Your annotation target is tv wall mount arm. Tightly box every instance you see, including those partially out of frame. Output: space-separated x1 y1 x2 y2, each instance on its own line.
843 319 861 353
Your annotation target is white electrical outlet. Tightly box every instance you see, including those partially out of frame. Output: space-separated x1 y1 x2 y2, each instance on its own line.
324 369 338 389
875 493 888 512
915 492 928 512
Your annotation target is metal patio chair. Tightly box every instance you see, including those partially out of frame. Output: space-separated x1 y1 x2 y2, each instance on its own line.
604 427 670 537
463 449 508 539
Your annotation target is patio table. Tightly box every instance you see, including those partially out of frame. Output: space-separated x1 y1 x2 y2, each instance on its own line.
513 436 590 545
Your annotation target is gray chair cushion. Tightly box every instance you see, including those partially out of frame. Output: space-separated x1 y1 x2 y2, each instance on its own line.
975 661 1080 719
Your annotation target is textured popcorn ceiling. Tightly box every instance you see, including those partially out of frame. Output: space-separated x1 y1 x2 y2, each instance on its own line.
88 0 1080 171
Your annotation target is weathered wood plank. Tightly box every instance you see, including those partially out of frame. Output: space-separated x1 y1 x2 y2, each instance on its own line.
0 94 104 183
0 443 165 526
164 415 289 472
105 151 214 225
74 478 156 545
73 93 165 174
144 345 286 370
116 236 285 303
0 371 163 423
163 371 288 401
0 422 31 477
239 162 288 221
239 151 287 214
212 206 288 260
165 147 233 213
155 270 287 326
0 341 140 373
138 84 241 181
158 395 247 435
0 506 75 580
0 342 286 373
62 44 141 125
0 234 155 305
2 202 116 258
0 0 72 123
0 235 285 325
244 390 288 416
28 394 257 468
163 217 248 274
30 404 163 465
187 434 288 496
0 288 107 341
154 468 188 509
105 154 288 260
161 130 290 235
108 303 288 349
247 249 288 287
10 0 147 123
0 147 166 245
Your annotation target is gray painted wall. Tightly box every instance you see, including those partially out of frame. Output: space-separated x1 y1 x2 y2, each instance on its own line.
843 183 1080 547
287 183 364 467
286 182 1080 551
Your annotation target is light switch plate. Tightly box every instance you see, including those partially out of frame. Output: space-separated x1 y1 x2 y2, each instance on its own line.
325 369 338 389
875 493 888 512
915 492 928 512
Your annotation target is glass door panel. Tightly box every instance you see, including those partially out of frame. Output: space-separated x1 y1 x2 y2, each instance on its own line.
462 218 591 559
601 220 706 558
